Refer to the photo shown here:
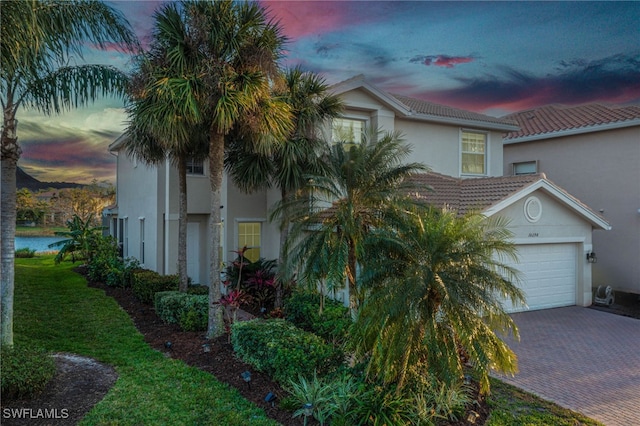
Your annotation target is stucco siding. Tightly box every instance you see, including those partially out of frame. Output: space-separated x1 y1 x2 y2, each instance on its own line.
493 190 595 307
504 126 640 293
114 153 163 273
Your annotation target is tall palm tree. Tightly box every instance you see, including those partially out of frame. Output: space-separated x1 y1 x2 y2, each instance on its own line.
0 0 138 347
281 130 428 313
226 67 343 307
125 5 210 292
133 0 292 338
352 206 526 394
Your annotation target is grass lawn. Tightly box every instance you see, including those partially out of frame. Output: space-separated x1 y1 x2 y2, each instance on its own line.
485 378 602 425
11 256 602 425
13 256 278 425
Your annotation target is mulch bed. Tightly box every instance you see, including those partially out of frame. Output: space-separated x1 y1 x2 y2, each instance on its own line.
85 278 301 426
84 274 491 425
4 264 639 425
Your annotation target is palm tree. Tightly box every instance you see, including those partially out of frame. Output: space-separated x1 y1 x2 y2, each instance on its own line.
125 5 210 292
226 67 343 307
281 130 428 313
132 0 292 338
0 0 138 347
352 206 526 394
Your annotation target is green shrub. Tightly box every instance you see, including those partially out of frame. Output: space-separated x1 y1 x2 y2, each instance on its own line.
86 235 122 285
121 258 143 288
284 372 365 426
132 270 179 304
154 291 183 324
413 377 471 423
231 319 342 384
1 343 56 400
15 247 36 258
179 308 207 332
284 290 351 344
154 291 208 331
187 284 209 295
352 385 419 426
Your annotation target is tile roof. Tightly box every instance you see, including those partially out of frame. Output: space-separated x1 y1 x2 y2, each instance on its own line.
503 103 640 140
329 74 519 130
408 172 544 215
392 94 519 128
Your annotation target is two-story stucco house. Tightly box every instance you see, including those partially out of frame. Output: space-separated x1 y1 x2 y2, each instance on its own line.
106 75 609 312
503 103 640 296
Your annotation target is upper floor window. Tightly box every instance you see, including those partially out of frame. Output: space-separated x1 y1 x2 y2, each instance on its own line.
513 161 538 175
332 118 365 149
461 131 487 175
186 158 204 175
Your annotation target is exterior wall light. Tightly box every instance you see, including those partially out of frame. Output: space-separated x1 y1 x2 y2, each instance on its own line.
586 251 597 263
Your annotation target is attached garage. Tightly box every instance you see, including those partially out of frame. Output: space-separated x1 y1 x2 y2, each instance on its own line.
412 172 611 312
504 243 577 312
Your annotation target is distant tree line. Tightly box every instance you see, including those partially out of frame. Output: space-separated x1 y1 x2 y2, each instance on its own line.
15 181 114 227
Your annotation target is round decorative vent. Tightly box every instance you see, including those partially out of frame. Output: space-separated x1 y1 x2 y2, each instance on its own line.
524 196 542 223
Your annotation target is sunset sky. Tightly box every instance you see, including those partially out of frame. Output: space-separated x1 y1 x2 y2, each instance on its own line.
16 0 640 184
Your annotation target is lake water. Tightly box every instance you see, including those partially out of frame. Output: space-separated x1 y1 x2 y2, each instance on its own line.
15 236 65 253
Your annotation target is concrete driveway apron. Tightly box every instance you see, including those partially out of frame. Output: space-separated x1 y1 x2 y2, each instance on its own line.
495 306 640 426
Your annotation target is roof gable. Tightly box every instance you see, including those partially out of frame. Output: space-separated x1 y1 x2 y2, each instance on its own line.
504 103 640 142
409 172 610 230
331 75 520 132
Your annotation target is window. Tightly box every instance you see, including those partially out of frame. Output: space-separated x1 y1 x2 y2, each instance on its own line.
332 118 365 149
513 161 538 175
186 158 204 175
118 217 129 257
238 222 261 262
461 131 487 175
139 218 145 264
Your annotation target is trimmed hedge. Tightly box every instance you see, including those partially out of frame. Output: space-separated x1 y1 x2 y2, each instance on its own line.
1 344 56 400
231 319 343 384
154 291 208 331
284 290 351 344
132 270 179 304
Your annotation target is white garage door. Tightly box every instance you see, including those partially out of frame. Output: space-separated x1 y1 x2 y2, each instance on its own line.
503 243 576 313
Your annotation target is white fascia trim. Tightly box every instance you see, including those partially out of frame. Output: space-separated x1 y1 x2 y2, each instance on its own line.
483 179 612 230
504 119 640 144
331 75 520 131
330 77 412 116
409 113 521 132
512 237 586 245
109 133 128 152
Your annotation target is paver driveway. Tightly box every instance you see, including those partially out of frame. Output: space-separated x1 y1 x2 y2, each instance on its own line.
495 306 640 426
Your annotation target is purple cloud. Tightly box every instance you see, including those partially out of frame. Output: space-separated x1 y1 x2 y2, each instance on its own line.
411 54 476 68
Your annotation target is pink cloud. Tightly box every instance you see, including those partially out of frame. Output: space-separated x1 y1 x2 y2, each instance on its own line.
261 1 377 40
20 137 116 184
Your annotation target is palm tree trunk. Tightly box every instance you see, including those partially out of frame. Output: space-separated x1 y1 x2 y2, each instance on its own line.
1 109 19 347
207 132 225 339
347 239 359 314
275 187 290 309
177 159 189 292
